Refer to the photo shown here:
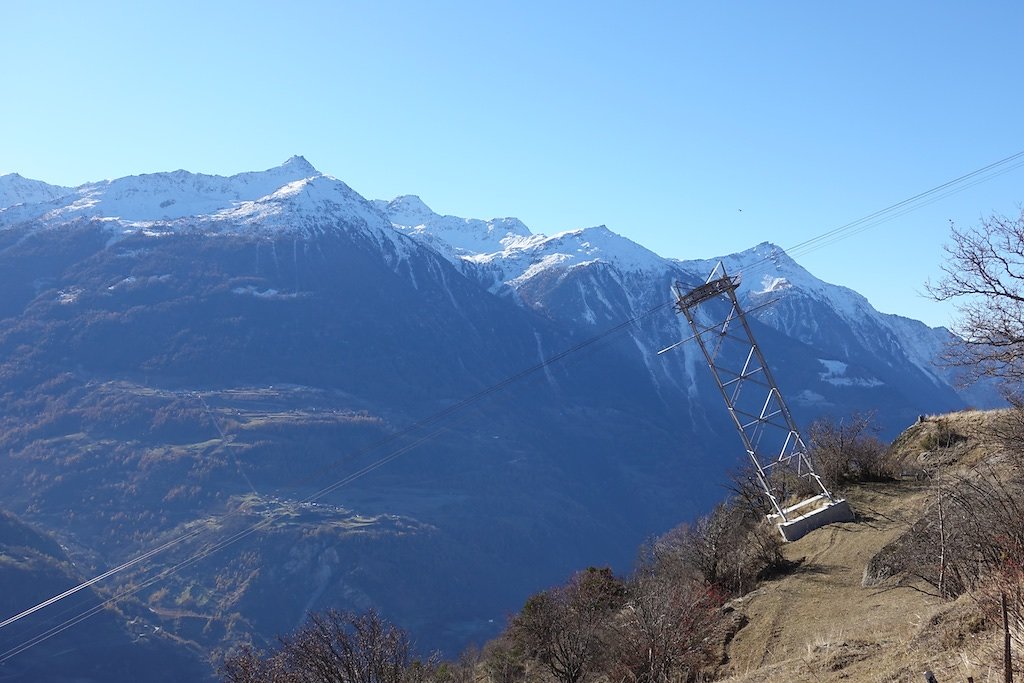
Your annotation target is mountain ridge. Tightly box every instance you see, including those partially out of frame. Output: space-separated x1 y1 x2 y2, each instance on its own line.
0 157 322 228
374 193 991 412
0 160 993 422
0 172 74 209
0 159 991 417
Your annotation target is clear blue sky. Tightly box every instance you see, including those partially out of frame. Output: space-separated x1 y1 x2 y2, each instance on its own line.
3 1 1023 328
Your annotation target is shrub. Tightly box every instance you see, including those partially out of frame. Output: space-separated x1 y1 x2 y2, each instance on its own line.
652 501 784 597
919 423 966 452
809 412 896 485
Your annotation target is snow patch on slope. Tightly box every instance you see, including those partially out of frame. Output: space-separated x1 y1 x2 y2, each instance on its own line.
818 359 883 387
232 285 306 300
756 275 791 294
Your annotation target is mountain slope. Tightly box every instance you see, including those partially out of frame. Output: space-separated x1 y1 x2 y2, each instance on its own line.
0 509 205 682
0 160 995 677
0 173 73 208
0 161 726 670
379 199 980 433
716 410 1013 682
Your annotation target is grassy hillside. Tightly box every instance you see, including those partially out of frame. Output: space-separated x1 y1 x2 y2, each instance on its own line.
717 410 1019 682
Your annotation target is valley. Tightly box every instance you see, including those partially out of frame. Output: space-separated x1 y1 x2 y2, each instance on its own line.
0 160 998 679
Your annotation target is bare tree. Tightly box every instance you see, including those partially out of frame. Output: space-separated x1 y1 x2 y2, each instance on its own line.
219 609 433 683
808 412 893 484
988 393 1024 467
864 458 1024 655
954 467 1024 653
508 567 625 683
927 210 1024 383
220 643 294 683
280 609 423 683
607 570 722 683
654 501 783 597
480 637 525 683
660 506 731 587
434 645 482 683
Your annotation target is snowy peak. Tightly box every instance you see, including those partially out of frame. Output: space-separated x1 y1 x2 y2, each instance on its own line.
675 241 976 400
375 190 674 295
0 156 325 227
206 174 390 237
681 241 801 283
381 195 438 227
0 173 74 209
551 225 667 273
681 241 873 319
278 155 319 176
471 224 670 280
377 194 532 258
0 157 407 244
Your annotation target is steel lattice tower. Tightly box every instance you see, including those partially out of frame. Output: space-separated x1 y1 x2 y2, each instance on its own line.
668 262 853 540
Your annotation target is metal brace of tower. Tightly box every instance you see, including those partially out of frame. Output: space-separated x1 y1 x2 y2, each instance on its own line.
668 262 854 541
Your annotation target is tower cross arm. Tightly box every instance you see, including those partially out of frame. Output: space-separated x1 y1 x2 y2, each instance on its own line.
673 275 740 312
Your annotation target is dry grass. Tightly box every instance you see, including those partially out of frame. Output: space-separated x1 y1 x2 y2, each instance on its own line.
894 410 1012 472
713 409 1018 682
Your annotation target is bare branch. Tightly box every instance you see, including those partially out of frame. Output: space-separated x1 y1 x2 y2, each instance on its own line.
927 209 1024 383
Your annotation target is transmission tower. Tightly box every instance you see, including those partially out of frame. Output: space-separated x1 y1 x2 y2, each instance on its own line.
667 262 853 541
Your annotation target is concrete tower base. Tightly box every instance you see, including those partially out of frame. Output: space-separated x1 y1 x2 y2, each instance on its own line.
770 495 855 542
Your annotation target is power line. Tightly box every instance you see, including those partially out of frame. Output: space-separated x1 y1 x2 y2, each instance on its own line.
0 416 469 663
0 299 672 660
0 525 207 631
736 149 1024 277
787 149 1024 257
787 157 1024 262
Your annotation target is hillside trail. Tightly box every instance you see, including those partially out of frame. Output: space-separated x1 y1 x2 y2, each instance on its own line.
718 481 964 682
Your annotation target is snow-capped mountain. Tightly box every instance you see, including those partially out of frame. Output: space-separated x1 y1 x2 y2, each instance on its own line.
0 158 434 283
376 195 993 418
0 160 704 667
0 173 73 208
679 242 996 407
0 155 321 229
0 159 988 422
379 196 671 295
373 195 532 261
0 158 996 676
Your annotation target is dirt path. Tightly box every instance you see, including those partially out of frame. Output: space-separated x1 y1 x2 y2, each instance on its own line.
718 482 953 682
